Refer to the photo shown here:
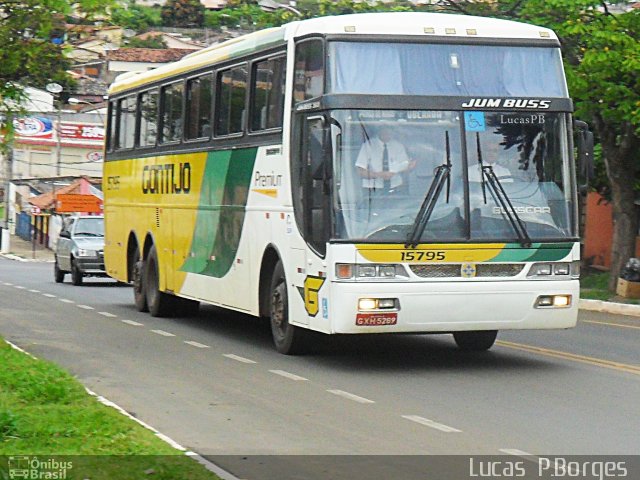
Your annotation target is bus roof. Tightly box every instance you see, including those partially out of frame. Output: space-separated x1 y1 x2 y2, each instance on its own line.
109 12 557 96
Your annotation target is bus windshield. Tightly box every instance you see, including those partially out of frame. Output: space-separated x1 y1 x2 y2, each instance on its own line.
330 109 575 243
327 42 568 97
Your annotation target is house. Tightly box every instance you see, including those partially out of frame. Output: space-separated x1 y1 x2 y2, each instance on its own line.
134 31 206 50
105 48 194 83
66 24 124 46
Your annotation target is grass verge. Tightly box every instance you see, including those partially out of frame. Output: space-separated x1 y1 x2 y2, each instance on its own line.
0 339 220 479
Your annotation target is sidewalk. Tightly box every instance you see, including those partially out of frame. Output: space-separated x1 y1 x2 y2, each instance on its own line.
0 234 55 262
1 236 639 317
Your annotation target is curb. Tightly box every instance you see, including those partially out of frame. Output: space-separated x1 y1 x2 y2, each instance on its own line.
579 299 640 318
0 252 54 263
3 339 241 480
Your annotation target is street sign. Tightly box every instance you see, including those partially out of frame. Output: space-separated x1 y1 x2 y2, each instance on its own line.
55 194 103 214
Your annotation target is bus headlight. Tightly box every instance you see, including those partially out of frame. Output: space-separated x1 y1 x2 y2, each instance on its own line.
358 298 399 311
336 264 408 280
527 262 575 279
535 294 571 308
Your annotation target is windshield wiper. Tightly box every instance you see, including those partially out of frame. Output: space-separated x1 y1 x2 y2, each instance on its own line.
405 131 452 248
475 135 531 247
75 232 103 237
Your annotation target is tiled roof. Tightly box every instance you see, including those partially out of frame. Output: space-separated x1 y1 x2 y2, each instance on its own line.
29 181 82 209
106 48 194 63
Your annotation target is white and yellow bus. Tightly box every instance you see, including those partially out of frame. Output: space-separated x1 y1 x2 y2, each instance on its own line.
104 12 592 354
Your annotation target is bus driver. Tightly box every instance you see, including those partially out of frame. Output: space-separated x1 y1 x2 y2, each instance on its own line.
356 125 415 194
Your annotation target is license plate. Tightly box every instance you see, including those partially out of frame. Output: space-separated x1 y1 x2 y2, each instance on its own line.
356 313 397 326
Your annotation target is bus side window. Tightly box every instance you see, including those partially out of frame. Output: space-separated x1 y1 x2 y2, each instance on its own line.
106 101 116 152
160 82 184 143
186 73 213 140
117 96 136 150
139 90 159 148
216 65 247 136
294 39 324 103
251 56 286 132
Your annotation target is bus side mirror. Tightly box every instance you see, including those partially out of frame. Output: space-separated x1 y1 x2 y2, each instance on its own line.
574 120 594 191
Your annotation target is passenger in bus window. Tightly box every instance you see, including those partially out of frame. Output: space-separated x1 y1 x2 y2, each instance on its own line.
355 126 415 194
468 136 516 184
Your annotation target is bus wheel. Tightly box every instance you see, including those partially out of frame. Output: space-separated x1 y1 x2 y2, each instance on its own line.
132 249 148 312
270 261 306 355
453 330 498 351
145 245 174 317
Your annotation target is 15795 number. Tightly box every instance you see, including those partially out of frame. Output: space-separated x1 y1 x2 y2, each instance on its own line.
400 251 446 261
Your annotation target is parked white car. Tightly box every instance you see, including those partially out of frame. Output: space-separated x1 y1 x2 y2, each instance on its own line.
54 215 106 285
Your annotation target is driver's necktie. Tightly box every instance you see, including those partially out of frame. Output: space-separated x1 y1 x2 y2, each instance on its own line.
382 143 390 190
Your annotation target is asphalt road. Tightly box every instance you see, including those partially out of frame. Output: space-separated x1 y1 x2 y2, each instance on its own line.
1 258 639 479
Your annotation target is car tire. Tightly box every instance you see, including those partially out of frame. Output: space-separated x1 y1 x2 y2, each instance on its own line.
71 258 83 286
54 258 65 283
453 330 498 351
144 245 175 317
270 261 307 355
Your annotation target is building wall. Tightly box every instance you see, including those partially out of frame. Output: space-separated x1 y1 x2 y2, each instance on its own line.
583 191 640 268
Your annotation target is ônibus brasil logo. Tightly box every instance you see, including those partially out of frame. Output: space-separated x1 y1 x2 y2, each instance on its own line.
7 456 73 479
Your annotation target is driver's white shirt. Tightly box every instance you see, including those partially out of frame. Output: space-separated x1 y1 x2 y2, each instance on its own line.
356 137 410 189
468 163 513 183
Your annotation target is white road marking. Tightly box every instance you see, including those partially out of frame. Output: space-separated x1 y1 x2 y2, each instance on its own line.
14 285 25 289
98 312 117 318
185 341 210 349
28 289 40 293
269 370 308 381
42 293 56 298
223 354 257 364
122 320 144 326
151 329 175 337
4 282 13 286
59 298 74 303
499 449 534 456
76 305 94 310
327 389 375 404
401 415 462 433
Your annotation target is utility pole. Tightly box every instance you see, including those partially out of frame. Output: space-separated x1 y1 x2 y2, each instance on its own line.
46 83 63 176
1 114 14 253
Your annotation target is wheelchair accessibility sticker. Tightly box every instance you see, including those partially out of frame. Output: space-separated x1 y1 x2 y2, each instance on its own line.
464 111 486 132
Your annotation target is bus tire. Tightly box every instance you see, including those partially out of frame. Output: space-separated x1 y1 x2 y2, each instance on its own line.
144 245 174 317
453 330 498 351
132 249 148 312
71 258 83 286
270 261 306 355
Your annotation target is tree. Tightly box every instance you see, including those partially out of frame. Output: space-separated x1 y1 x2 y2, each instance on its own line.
439 0 640 290
110 2 163 32
0 0 113 142
161 0 205 28
125 36 168 49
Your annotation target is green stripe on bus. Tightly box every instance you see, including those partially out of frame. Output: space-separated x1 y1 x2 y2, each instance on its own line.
492 243 573 262
180 147 258 277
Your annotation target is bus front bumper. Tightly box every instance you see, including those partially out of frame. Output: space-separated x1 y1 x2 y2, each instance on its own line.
327 279 579 334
